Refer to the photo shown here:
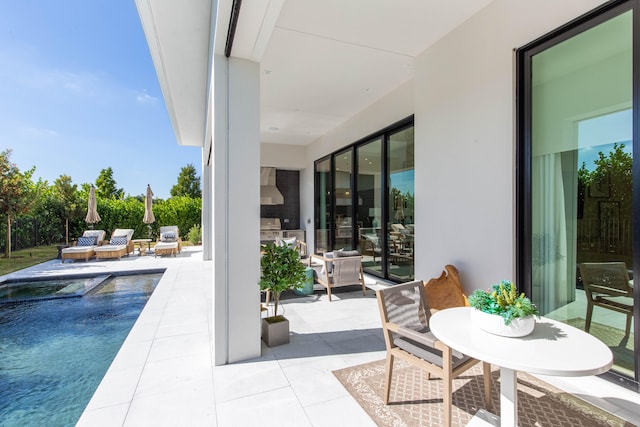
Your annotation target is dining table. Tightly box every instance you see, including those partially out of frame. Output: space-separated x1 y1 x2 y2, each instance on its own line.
430 307 613 427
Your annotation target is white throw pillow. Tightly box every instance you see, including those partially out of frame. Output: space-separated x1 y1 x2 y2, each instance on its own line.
320 251 336 275
280 237 297 247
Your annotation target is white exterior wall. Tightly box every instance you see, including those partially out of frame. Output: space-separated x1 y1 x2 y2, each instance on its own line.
207 0 612 364
413 0 608 291
261 143 306 169
212 55 261 365
202 88 213 261
303 0 608 293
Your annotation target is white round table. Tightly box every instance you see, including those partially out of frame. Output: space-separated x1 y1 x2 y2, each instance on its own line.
430 307 613 427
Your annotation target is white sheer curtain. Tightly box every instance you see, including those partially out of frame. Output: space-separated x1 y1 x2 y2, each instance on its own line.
532 153 570 314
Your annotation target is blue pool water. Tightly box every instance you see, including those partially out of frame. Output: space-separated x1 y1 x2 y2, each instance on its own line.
0 275 109 303
0 272 162 426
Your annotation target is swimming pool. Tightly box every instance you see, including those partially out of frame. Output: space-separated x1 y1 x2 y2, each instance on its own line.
0 272 163 426
0 275 110 303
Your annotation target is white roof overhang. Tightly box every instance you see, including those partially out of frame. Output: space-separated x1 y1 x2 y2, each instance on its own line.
135 0 213 147
136 0 495 148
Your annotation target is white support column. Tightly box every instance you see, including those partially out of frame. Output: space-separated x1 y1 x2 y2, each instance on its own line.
211 54 261 365
201 143 212 261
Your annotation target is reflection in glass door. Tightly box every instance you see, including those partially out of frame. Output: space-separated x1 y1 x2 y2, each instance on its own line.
314 118 414 282
334 148 354 250
357 139 383 275
315 157 332 253
528 10 634 378
387 126 415 281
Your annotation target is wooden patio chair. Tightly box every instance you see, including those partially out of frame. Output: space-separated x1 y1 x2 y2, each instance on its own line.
423 264 470 314
579 262 634 336
376 280 492 427
309 250 366 301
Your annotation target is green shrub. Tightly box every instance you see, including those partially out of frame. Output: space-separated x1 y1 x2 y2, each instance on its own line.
187 224 201 244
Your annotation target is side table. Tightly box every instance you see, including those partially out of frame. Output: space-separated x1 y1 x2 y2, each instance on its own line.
131 238 152 256
56 244 70 259
430 307 613 427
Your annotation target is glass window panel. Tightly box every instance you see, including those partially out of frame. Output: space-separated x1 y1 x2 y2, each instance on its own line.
314 121 414 282
357 138 383 275
387 126 415 281
530 10 633 377
315 158 332 254
334 148 354 250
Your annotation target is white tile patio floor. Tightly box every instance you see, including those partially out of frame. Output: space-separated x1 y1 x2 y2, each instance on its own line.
3 247 640 426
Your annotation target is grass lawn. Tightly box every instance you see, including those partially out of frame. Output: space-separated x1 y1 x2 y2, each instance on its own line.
0 245 59 276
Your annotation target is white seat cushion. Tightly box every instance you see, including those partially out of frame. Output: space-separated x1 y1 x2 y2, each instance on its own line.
62 246 94 254
155 241 178 249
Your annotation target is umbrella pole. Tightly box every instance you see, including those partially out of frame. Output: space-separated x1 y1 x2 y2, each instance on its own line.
147 224 152 239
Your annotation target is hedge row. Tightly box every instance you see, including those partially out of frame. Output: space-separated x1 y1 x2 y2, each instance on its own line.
1 196 202 250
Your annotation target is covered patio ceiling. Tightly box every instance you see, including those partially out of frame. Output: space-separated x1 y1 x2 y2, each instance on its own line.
136 0 493 148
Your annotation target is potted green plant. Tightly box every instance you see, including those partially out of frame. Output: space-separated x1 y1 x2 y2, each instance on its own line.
468 280 540 337
259 243 306 346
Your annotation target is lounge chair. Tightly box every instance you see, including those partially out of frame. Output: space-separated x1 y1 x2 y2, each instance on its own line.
94 229 135 260
154 226 182 257
359 233 382 262
61 230 106 263
309 250 366 301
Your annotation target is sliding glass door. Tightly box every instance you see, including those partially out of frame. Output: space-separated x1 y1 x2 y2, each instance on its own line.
387 126 415 281
518 2 636 383
334 148 354 250
314 118 414 282
357 138 383 274
315 157 332 254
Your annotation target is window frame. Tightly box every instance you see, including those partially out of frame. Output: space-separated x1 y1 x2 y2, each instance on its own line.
313 116 414 282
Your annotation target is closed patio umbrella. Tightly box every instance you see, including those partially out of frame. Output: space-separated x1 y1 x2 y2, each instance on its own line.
85 185 101 229
393 194 405 224
143 184 155 238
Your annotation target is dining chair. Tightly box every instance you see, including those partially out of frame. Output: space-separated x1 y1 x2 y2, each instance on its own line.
376 280 492 427
578 262 633 336
423 264 469 314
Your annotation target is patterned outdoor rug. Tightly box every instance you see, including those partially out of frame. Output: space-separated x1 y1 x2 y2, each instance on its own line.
333 359 633 427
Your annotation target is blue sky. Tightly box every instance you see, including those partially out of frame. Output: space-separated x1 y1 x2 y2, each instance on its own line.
577 109 632 171
0 1 202 199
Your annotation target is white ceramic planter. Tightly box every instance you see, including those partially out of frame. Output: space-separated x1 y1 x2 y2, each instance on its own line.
471 308 535 337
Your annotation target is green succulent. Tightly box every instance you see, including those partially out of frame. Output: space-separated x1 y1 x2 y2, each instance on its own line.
468 280 539 325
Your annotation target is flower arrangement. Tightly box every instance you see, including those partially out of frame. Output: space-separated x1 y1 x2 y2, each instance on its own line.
468 280 539 325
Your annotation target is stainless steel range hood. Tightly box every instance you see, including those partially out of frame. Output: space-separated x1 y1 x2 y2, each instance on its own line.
260 167 284 205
